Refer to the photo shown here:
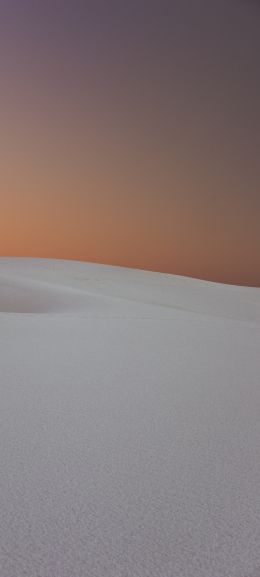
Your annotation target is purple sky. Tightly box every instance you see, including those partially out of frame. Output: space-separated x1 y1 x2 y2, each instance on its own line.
0 0 259 285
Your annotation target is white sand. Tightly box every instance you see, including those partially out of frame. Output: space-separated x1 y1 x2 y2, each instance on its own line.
0 257 260 577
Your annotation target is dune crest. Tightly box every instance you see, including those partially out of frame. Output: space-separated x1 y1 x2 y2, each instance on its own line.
0 258 259 321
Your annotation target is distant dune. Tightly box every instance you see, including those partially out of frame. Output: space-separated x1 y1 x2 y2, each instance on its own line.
0 258 260 577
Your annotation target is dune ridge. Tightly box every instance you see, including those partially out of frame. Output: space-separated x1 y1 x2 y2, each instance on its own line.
0 258 259 321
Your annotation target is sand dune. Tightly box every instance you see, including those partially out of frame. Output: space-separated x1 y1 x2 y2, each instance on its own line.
0 258 260 577
1 257 259 320
0 271 126 315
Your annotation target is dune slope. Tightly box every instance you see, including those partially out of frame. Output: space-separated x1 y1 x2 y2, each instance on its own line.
0 258 260 577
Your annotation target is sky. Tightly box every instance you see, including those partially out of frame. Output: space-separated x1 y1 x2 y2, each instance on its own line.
0 0 259 286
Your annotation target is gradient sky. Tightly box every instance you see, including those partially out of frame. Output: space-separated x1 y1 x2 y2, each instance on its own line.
0 0 259 285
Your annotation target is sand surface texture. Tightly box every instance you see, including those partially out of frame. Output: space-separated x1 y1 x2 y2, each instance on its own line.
1 258 260 577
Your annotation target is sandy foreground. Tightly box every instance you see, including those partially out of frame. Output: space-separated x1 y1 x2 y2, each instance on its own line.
0 257 260 577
